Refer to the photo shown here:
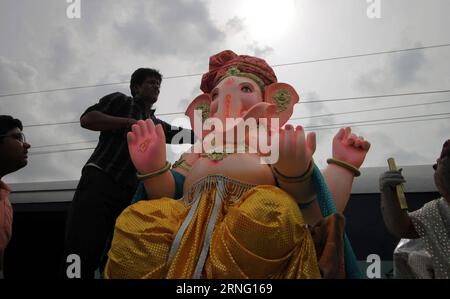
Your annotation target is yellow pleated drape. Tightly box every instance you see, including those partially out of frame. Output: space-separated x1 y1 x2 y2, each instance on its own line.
104 180 321 279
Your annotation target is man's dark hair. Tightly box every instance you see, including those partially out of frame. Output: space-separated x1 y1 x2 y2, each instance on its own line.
0 115 23 138
130 68 162 97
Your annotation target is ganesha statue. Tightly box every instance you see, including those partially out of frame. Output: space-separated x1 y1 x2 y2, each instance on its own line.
104 50 371 279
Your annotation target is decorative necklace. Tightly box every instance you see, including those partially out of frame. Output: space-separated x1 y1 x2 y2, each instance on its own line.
200 144 253 161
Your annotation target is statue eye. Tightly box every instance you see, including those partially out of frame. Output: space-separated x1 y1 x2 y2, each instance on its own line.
241 85 253 93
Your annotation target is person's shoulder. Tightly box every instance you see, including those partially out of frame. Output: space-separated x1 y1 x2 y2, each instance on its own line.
423 197 441 209
409 197 440 221
99 92 131 104
103 92 130 99
109 91 128 96
150 113 170 128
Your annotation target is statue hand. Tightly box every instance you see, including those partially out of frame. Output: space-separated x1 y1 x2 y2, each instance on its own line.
127 119 167 175
273 124 316 177
332 127 370 168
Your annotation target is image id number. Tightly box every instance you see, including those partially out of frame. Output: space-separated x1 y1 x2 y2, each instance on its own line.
220 283 273 294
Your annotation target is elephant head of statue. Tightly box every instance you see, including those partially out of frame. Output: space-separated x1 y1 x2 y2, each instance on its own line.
185 50 300 145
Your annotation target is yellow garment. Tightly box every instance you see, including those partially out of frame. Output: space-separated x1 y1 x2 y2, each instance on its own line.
104 175 321 279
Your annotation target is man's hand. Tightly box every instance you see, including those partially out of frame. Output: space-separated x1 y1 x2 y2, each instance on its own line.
379 170 418 239
127 119 167 174
379 170 406 195
127 118 138 128
80 111 138 131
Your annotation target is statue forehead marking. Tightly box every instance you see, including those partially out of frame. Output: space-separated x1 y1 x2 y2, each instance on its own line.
224 78 235 86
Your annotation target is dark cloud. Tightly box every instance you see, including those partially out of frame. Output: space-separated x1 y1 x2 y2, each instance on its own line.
0 56 38 94
115 0 225 59
247 42 274 58
356 48 426 92
295 91 338 127
391 50 426 85
177 86 201 111
0 56 43 127
47 27 80 78
225 16 245 33
366 131 428 164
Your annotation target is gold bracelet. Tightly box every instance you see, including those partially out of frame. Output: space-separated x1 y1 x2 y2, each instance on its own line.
326 158 361 177
136 161 172 181
271 160 314 183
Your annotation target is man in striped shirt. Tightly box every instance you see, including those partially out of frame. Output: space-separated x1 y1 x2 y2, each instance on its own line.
63 68 194 279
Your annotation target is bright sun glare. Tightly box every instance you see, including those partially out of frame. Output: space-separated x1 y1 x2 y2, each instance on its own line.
241 0 296 40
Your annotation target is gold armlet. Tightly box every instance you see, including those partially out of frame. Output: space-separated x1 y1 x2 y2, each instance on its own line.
271 160 314 183
172 155 192 172
136 162 172 181
326 158 361 177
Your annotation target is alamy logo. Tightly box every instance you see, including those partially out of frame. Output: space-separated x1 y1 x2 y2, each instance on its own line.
66 0 81 19
366 254 381 278
66 254 81 278
170 111 281 164
366 0 381 19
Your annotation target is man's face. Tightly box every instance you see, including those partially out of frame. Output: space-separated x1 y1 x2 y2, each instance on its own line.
0 127 31 175
135 76 161 103
433 142 450 198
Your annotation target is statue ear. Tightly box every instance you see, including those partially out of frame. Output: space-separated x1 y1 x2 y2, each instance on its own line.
264 83 299 126
185 94 212 138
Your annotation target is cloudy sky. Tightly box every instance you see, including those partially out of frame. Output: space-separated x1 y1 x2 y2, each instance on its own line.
1 0 449 184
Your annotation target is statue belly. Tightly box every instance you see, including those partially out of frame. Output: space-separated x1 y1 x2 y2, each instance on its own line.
184 154 276 193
